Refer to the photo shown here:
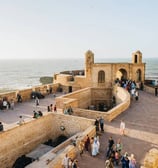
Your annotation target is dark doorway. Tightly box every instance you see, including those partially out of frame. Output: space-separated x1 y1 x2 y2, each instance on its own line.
69 86 72 93
12 155 35 168
155 88 158 96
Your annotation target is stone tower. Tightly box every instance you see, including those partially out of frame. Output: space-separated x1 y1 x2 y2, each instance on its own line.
132 50 142 64
85 50 94 78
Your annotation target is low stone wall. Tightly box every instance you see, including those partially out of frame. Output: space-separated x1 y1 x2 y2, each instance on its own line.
45 125 96 168
0 113 94 168
61 86 130 122
144 85 157 95
0 83 59 102
55 87 114 111
141 148 158 168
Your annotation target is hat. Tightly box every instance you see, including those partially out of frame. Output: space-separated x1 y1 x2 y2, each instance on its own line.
124 152 128 157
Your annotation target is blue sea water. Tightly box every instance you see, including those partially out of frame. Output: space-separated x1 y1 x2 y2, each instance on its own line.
0 58 157 91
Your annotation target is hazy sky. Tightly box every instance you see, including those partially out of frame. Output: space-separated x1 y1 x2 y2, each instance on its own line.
0 0 158 59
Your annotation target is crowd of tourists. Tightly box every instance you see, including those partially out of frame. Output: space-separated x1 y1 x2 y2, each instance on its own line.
105 136 137 168
115 78 143 101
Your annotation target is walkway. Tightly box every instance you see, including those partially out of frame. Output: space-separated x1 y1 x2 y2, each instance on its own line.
0 93 63 127
1 90 158 167
77 90 158 168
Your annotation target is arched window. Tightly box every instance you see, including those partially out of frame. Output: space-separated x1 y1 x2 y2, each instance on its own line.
98 70 105 83
134 55 138 63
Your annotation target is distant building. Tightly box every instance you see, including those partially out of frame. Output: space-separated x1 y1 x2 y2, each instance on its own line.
53 50 145 92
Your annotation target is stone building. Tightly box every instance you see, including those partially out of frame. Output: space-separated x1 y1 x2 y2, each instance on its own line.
53 50 145 92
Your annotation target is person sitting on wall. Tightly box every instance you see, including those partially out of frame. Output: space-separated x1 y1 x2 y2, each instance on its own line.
0 122 4 131
38 111 43 117
33 111 39 119
67 106 73 115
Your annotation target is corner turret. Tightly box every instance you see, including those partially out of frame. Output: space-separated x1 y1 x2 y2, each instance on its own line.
132 50 142 64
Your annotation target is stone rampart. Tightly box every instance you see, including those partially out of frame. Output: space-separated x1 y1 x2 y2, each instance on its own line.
57 86 130 122
0 83 59 102
144 85 157 95
0 113 94 168
27 125 96 168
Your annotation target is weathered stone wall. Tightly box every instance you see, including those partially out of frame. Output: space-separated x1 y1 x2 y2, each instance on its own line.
56 87 91 109
49 125 96 168
141 148 158 168
55 87 114 110
0 114 54 168
0 83 59 102
71 86 130 122
144 85 157 95
0 113 94 168
91 87 112 106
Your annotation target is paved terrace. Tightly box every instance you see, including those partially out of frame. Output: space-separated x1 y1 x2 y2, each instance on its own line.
0 91 158 167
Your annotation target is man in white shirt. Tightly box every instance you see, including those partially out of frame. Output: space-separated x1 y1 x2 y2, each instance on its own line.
62 154 70 168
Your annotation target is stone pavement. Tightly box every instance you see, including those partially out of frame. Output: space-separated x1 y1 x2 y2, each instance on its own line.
1 90 158 167
76 90 158 168
0 93 63 127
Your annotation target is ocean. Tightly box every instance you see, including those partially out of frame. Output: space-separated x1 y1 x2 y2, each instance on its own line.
0 58 157 92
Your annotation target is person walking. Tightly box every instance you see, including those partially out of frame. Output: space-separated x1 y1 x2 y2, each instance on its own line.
135 90 139 101
106 136 114 158
92 137 99 157
35 97 39 106
120 120 125 136
62 154 70 168
10 99 15 110
99 116 105 132
94 118 99 132
129 154 137 168
84 135 90 152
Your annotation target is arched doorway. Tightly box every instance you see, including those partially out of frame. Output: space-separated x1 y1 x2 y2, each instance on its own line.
116 69 127 80
136 69 141 82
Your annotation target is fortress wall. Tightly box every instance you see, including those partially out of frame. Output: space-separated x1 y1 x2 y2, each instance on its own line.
55 97 79 110
0 83 59 102
0 114 54 168
74 76 87 88
73 108 109 121
0 91 17 101
144 85 155 94
102 86 130 121
56 88 91 109
51 113 94 138
0 113 94 168
91 88 112 106
56 87 113 111
50 125 96 168
18 88 33 101
72 86 130 122
53 74 71 85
